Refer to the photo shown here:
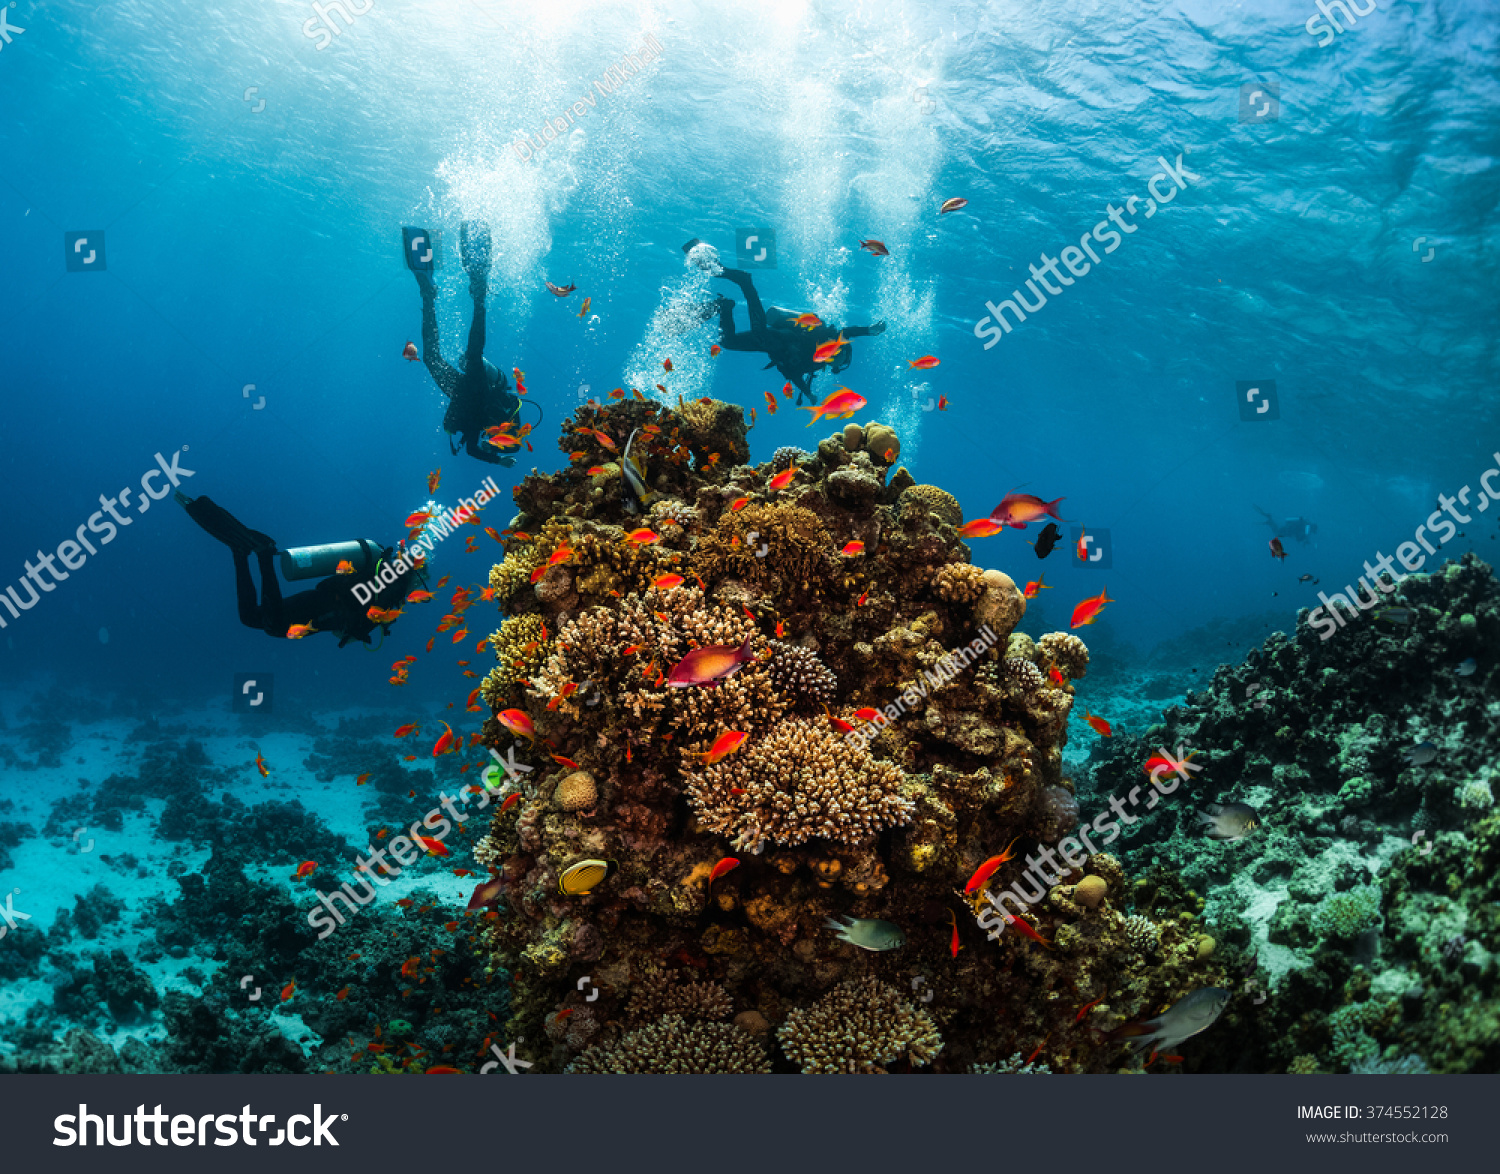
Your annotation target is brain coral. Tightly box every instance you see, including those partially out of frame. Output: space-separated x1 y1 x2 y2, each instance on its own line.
900 484 963 526
684 717 915 854
778 977 943 1073
933 561 986 604
566 1015 770 1074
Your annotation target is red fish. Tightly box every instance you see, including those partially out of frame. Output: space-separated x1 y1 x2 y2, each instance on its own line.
710 344 721 356
730 497 750 512
990 494 1065 530
964 837 1022 894
394 723 419 738
957 518 1005 539
400 956 420 978
768 467 797 492
356 772 371 786
667 635 755 688
285 623 317 640
406 590 434 603
426 468 441 493
1048 666 1065 686
1084 711 1112 737
1001 911 1053 949
800 386 865 425
854 707 880 722
255 752 270 778
763 391 778 415
432 721 458 756
653 573 685 589
291 860 317 881
790 313 823 329
939 197 968 215
949 909 962 958
663 358 674 372
1070 587 1116 629
858 239 889 257
782 382 794 399
415 835 449 858
811 334 850 365
499 792 521 814
1076 993 1107 1022
1143 750 1197 777
857 589 869 606
335 985 350 1001
708 857 740 885
908 355 939 369
1076 527 1089 561
367 607 402 625
841 541 865 556
402 341 418 361
938 396 948 411
624 528 660 546
467 875 508 910
425 1066 462 1075
1270 538 1287 560
551 754 582 769
1023 575 1051 599
701 730 748 765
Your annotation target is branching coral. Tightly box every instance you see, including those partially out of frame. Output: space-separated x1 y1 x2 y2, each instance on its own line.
778 977 943 1073
763 641 838 707
695 502 834 602
626 961 733 1023
566 1015 770 1074
479 614 549 706
1038 632 1090 680
684 717 914 853
933 562 986 604
901 484 964 527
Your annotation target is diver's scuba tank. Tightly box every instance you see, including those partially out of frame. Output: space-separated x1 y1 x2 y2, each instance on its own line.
280 539 381 582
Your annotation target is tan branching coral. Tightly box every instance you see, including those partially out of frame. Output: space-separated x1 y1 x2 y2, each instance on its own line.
627 961 733 1023
566 1015 770 1074
685 717 914 853
489 544 545 605
901 484 963 526
778 977 943 1073
479 613 548 706
763 641 838 706
933 562 986 604
696 502 834 600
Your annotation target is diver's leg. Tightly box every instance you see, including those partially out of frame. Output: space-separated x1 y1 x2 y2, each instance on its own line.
718 268 767 332
464 287 487 368
232 550 264 630
419 287 460 397
791 370 816 405
255 549 287 637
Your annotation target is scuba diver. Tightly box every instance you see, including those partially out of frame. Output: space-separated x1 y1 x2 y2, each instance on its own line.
175 493 422 646
413 221 525 466
1254 506 1318 545
683 239 885 405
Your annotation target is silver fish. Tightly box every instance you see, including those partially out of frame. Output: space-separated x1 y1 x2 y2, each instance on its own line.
825 915 905 952
620 427 655 515
1197 802 1259 841
1114 987 1229 1055
1376 607 1413 626
1402 740 1438 766
1456 658 1477 677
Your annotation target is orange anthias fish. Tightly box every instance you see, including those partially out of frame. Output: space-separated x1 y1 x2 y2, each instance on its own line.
286 623 317 639
1048 666 1066 686
854 707 880 722
578 296 591 319
1084 711 1113 737
394 723 419 738
498 708 535 741
280 980 296 1002
255 752 270 778
406 590 434 603
1001 911 1053 949
336 985 350 1001
1270 538 1288 560
335 559 355 575
840 541 865 556
938 395 948 411
1143 750 1198 777
401 956 420 979
667 636 755 688
990 493 1066 530
1070 588 1116 629
405 509 434 528
710 344 721 356
551 754 582 769
791 312 823 329
663 358 674 372
701 730 749 765
858 239 889 257
624 528 660 546
957 518 1005 539
811 333 850 364
432 721 458 756
708 857 740 885
530 544 575 583
1076 527 1089 560
499 792 522 813
415 835 449 858
763 391 778 415
782 382 794 399
768 466 797 492
356 772 371 786
367 607 403 625
1076 993 1107 1022
908 355 939 369
963 836 1022 894
939 196 968 214
425 1066 463 1075
1023 575 1052 599
730 496 750 512
653 573 685 589
427 468 441 493
291 860 317 881
402 341 418 361
948 909 962 958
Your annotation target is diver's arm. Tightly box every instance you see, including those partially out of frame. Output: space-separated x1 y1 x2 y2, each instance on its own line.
842 320 886 338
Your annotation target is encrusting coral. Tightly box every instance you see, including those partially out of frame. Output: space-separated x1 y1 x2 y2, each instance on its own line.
468 397 1225 1073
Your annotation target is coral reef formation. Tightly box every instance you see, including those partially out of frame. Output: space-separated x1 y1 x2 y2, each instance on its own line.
466 397 1227 1073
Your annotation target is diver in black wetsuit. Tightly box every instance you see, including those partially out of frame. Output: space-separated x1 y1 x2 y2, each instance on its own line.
1253 506 1318 545
414 221 523 466
684 239 885 405
175 493 420 646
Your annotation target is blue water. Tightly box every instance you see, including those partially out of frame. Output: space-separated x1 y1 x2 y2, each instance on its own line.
0 0 1496 1071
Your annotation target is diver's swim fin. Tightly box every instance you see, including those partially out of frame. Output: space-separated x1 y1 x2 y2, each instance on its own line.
460 221 492 274
181 494 277 556
681 238 703 254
